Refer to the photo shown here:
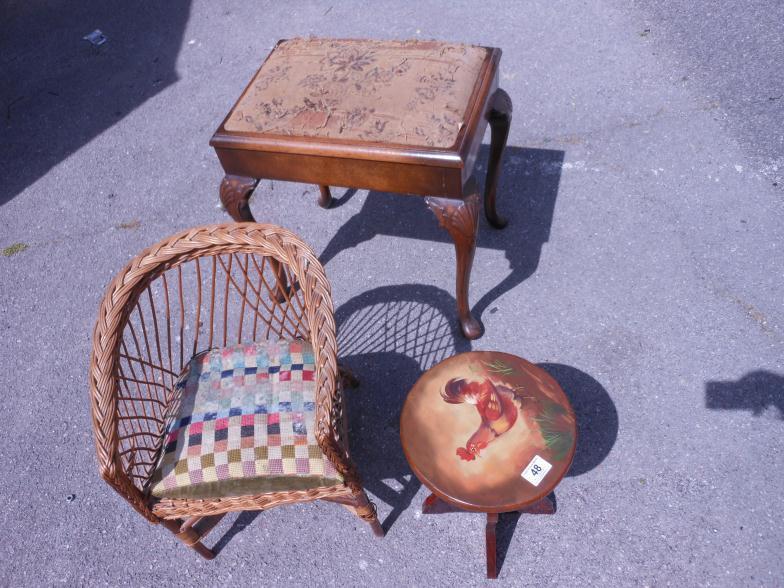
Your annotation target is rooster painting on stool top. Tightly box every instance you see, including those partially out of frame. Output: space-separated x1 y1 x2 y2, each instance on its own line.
437 358 574 466
441 377 522 461
403 354 575 507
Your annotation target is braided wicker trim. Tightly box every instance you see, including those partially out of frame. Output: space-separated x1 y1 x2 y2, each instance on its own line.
88 223 363 521
152 484 354 519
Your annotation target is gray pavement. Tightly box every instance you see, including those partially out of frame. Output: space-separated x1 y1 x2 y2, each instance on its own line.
1 1 782 585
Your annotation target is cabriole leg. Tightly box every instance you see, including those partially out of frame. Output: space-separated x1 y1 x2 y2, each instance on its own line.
219 174 258 222
219 174 288 297
484 88 513 229
425 178 483 339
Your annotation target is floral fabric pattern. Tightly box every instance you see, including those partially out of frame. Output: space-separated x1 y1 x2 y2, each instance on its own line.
225 38 488 148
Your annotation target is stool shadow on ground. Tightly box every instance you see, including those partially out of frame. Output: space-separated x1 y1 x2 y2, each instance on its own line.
319 146 565 327
495 365 616 573
212 284 471 550
496 492 558 572
335 284 473 533
705 370 784 421
328 187 359 209
212 297 617 552
539 363 619 477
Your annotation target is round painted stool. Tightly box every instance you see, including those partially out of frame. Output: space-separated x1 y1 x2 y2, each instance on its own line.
400 351 577 579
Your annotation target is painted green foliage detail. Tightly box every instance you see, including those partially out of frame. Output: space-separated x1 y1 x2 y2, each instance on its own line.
534 402 573 461
480 357 573 461
483 359 514 376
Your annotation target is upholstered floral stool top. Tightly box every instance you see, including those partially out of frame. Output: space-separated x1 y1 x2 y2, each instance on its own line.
400 351 577 579
212 37 513 340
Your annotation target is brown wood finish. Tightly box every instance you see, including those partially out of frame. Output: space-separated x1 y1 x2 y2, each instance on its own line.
422 492 555 517
218 174 258 222
214 148 465 199
421 491 555 579
459 66 499 187
484 88 513 228
422 492 462 515
401 352 577 513
401 351 576 578
520 494 555 515
486 512 499 579
210 47 501 187
219 174 289 298
211 41 511 339
318 185 333 209
425 178 482 339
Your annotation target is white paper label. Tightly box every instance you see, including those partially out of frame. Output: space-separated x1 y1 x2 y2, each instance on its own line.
521 455 552 486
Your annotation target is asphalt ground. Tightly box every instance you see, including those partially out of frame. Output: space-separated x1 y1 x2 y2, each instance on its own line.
1 1 782 585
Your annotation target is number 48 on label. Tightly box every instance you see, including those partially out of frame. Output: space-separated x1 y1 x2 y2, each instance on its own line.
521 455 553 487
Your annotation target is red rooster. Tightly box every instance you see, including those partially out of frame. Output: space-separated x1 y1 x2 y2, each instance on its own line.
441 377 520 461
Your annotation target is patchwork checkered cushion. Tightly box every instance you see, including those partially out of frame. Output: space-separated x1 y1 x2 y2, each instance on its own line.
149 340 342 499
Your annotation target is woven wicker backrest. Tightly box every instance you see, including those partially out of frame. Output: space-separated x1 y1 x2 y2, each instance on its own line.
88 224 338 509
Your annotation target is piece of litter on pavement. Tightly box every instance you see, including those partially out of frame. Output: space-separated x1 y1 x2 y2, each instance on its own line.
83 30 107 46
2 243 28 257
66 494 76 503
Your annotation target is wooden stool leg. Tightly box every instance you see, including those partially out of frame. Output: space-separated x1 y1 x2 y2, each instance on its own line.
422 492 440 513
519 495 555 515
219 174 288 297
318 185 333 208
425 179 483 339
219 174 258 222
486 512 499 579
484 88 512 229
421 492 462 514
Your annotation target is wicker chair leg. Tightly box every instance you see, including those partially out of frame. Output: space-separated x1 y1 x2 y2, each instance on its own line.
190 539 216 560
338 364 360 389
352 491 385 537
161 519 216 560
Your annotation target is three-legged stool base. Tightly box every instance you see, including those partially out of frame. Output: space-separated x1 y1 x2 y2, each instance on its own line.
421 493 555 579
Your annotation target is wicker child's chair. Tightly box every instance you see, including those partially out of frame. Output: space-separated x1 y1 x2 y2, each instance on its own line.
89 223 383 558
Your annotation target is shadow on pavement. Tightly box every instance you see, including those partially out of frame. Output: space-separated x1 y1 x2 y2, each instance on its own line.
335 284 473 532
319 145 564 328
705 370 784 420
210 143 611 547
1 0 191 205
495 364 617 576
212 283 470 549
212 511 259 555
211 288 617 551
539 363 618 477
496 492 558 574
